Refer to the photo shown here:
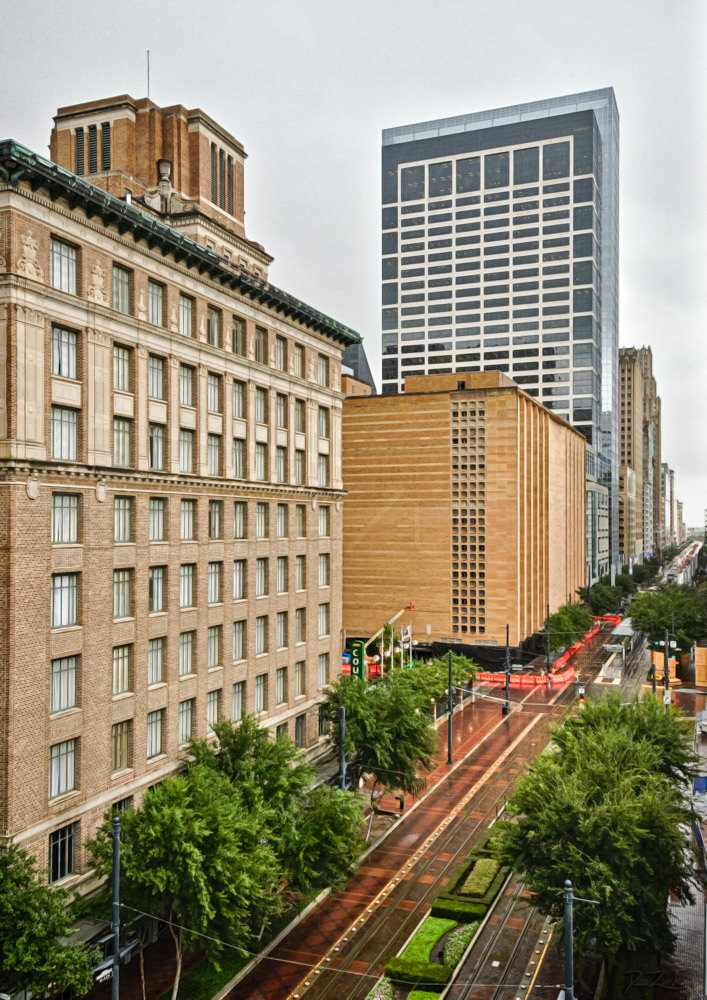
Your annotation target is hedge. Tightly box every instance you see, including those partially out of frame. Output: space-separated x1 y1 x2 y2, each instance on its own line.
430 897 487 922
408 992 444 1000
384 957 453 987
459 857 499 897
401 916 456 963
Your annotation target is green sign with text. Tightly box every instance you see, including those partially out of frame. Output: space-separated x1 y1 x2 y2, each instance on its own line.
351 641 365 679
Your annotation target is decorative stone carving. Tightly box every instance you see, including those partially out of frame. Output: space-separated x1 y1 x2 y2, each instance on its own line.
95 480 107 503
0 254 6 272
198 315 206 342
16 305 43 326
87 328 111 347
137 288 147 320
269 342 276 366
87 262 108 304
331 366 340 391
170 305 178 333
307 356 316 381
137 345 148 359
26 477 39 500
17 231 44 281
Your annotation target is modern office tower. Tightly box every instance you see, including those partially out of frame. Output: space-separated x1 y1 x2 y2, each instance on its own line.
381 88 619 580
0 96 359 887
618 348 644 562
637 347 662 555
342 372 586 647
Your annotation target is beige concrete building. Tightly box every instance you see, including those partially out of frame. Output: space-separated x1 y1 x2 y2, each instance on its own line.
618 348 644 562
0 97 359 889
638 347 662 555
342 372 585 648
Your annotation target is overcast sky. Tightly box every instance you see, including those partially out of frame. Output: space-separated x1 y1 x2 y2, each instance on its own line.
2 0 705 522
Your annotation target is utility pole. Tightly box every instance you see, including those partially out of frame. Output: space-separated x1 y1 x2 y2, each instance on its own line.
447 650 453 765
503 624 511 716
111 815 120 1000
339 705 346 791
564 880 574 1000
546 603 551 674
664 627 670 692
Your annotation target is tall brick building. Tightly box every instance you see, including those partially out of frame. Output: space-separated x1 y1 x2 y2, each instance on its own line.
342 372 585 647
0 96 360 889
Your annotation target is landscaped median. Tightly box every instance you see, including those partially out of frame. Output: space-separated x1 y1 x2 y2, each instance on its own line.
365 834 509 998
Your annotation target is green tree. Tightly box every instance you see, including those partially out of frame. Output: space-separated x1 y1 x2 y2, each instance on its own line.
399 654 476 708
0 842 96 997
286 783 367 892
628 584 707 651
325 675 438 835
544 603 593 651
496 695 699 997
578 582 622 616
86 765 281 1000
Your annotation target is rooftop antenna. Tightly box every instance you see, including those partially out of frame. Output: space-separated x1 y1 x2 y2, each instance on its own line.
147 50 150 99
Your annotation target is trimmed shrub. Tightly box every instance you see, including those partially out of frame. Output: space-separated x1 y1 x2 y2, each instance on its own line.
408 992 443 1000
430 897 487 922
401 916 456 963
443 921 479 966
384 957 452 987
459 857 499 897
364 976 394 1000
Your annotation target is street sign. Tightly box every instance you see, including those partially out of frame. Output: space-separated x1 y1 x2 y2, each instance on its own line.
350 641 365 679
663 691 672 705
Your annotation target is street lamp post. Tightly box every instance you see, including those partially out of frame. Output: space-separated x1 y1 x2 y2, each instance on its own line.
447 650 453 765
503 623 511 716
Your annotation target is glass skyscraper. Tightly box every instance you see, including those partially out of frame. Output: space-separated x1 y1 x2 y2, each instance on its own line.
381 88 619 576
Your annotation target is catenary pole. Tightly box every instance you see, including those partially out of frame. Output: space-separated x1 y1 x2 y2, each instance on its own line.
339 705 346 790
447 650 453 765
111 815 120 1000
503 624 511 715
564 880 574 1000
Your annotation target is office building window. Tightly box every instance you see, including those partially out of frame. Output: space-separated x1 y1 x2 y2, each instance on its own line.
255 616 268 655
207 625 221 669
276 666 287 705
148 355 164 400
179 294 193 336
295 504 306 537
114 497 132 543
295 554 306 591
318 506 330 537
255 557 268 597
276 612 288 650
318 406 329 438
294 343 304 378
276 393 287 428
149 423 165 471
179 430 194 474
112 265 131 314
179 365 193 406
318 553 330 587
49 823 76 883
113 345 131 392
233 620 245 662
148 637 164 686
255 387 267 424
276 723 288 740
255 326 267 364
209 500 222 540
51 325 77 380
233 560 247 602
256 502 268 538
276 503 288 538
113 417 131 468
276 446 287 484
208 373 220 412
149 498 165 541
208 562 222 604
232 680 244 720
294 449 305 485
207 307 220 347
295 714 305 749
318 603 330 637
317 355 329 387
232 438 245 479
50 656 77 714
51 406 78 461
317 453 329 487
295 660 305 697
148 280 163 326
319 703 329 737
277 556 288 594
295 607 306 643
181 500 195 540
233 501 246 539
318 652 329 688
51 573 78 628
50 239 77 294
275 336 287 371
179 631 195 676
113 569 131 620
294 398 305 433
149 566 165 613
180 564 195 608
112 644 131 695
255 673 267 713
207 434 221 476
232 379 245 418
233 317 245 356
49 739 76 798
52 494 78 544
207 690 220 733
111 721 130 772
147 709 164 758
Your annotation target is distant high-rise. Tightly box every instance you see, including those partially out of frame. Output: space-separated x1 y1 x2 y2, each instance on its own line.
381 89 619 577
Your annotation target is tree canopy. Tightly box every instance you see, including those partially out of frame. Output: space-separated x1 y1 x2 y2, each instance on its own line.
628 584 707 651
544 603 594 651
0 842 96 997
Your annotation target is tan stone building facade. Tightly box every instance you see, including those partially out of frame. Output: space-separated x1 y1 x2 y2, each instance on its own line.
0 97 359 889
342 372 585 648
